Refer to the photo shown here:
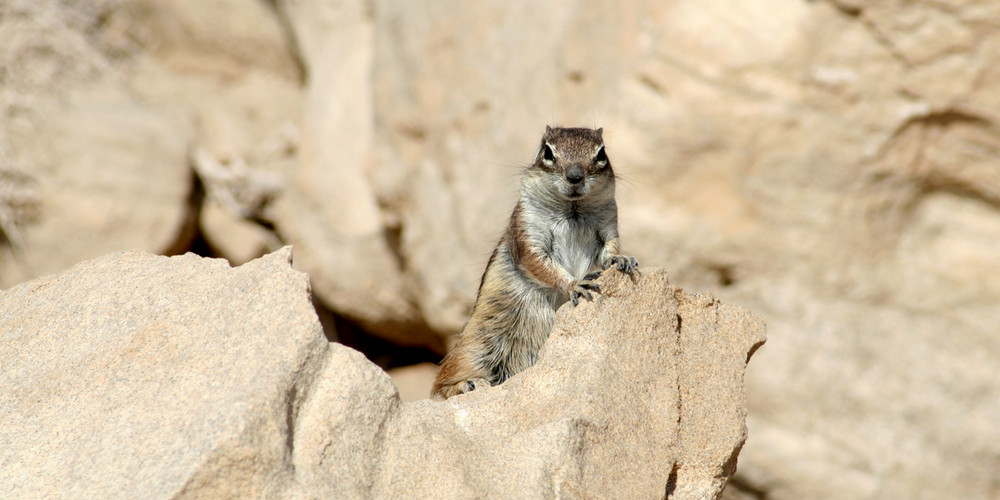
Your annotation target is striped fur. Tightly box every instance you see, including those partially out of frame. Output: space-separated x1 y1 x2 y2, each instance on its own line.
432 127 638 399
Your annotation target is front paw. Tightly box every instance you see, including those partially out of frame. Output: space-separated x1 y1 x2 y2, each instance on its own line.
434 377 491 399
606 255 638 274
460 378 491 394
569 271 602 306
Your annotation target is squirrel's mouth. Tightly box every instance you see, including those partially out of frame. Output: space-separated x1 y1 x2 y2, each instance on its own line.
564 184 589 199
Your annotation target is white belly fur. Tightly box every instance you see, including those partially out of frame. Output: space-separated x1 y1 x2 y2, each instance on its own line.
551 219 600 280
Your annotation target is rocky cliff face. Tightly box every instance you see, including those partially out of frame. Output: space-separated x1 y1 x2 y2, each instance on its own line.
0 249 763 499
1 1 999 498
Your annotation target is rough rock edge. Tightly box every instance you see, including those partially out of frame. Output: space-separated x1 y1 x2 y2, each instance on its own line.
291 267 765 499
1 250 763 500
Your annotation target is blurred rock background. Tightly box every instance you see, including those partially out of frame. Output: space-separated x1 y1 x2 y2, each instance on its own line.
1 0 997 498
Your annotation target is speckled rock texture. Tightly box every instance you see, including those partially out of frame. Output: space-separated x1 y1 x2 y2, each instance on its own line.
0 250 762 499
4 1 999 498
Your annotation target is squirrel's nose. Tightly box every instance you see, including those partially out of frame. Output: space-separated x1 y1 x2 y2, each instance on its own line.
566 165 584 184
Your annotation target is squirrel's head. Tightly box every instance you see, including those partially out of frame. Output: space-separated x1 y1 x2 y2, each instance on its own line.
529 126 614 201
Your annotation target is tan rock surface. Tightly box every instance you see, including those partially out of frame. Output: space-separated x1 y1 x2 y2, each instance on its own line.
0 0 193 287
0 0 300 287
2 1 1000 498
387 362 438 402
273 0 431 348
0 251 762 499
0 248 322 498
362 2 1000 497
361 268 764 499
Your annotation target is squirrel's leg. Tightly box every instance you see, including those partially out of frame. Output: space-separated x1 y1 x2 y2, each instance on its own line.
431 339 491 400
598 235 638 274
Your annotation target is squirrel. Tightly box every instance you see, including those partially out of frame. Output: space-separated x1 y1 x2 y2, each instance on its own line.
431 126 638 399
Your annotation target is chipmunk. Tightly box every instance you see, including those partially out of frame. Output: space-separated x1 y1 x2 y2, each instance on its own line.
431 126 638 399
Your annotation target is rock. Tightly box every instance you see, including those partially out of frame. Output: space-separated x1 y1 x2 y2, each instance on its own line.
298 267 765 499
4 1 1000 498
272 0 431 348
121 0 302 268
387 362 438 402
364 2 1000 498
192 148 283 266
290 342 401 499
0 82 194 288
368 2 639 338
0 0 194 287
0 0 301 288
116 0 300 78
0 247 324 498
0 252 762 499
200 201 278 266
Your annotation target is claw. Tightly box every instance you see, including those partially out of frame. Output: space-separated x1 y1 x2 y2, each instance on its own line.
461 378 490 394
570 269 607 306
570 281 597 306
612 255 638 274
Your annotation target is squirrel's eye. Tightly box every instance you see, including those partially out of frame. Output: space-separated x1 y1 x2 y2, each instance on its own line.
594 146 608 166
542 144 555 163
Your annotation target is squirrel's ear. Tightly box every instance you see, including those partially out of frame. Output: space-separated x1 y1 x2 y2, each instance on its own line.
545 125 552 134
596 127 604 139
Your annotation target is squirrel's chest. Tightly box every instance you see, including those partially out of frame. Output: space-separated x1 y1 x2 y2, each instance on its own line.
549 219 601 279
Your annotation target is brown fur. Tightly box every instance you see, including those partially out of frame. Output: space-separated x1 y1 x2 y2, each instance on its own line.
432 127 637 399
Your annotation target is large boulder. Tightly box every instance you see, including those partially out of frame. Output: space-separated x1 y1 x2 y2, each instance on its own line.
273 0 431 348
0 0 192 287
4 1 999 497
0 248 322 498
0 249 763 499
361 2 1000 497
0 0 301 286
363 268 765 499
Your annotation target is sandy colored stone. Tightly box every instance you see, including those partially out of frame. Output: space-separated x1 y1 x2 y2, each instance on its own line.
200 201 276 266
0 84 194 288
272 0 430 348
0 0 300 288
387 362 438 402
296 268 765 499
0 256 761 499
0 0 195 287
0 248 325 499
3 1 1000 497
364 3 1000 497
116 0 299 78
291 342 400 499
